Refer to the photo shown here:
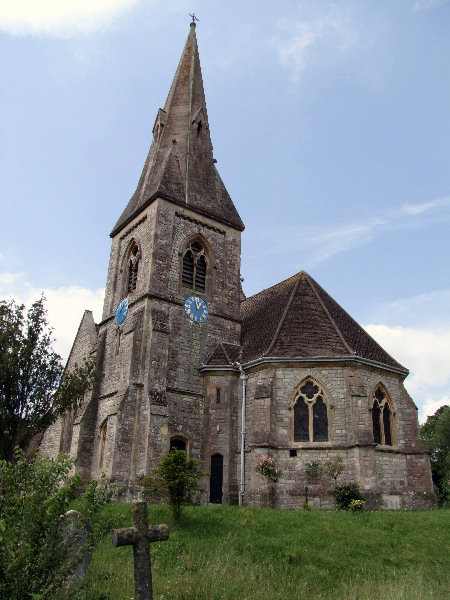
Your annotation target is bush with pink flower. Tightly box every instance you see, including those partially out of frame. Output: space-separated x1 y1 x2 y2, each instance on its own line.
255 456 282 483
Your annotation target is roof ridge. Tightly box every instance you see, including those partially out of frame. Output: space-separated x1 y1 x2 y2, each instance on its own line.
305 273 354 354
243 273 299 304
312 276 407 371
218 341 232 365
265 272 301 356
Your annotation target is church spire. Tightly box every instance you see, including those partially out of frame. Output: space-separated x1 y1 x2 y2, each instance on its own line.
111 23 244 237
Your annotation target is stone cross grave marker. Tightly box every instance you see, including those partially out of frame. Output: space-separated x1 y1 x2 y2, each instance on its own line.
112 502 169 600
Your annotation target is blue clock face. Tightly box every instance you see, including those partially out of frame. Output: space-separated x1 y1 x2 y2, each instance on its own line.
184 296 209 323
115 298 129 325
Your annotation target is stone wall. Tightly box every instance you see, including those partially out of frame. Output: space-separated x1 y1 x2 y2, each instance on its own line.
43 196 243 490
240 361 435 509
40 310 98 463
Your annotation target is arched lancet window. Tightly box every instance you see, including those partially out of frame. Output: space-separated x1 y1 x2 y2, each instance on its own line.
59 407 74 455
371 385 393 446
182 240 207 292
372 401 381 444
99 419 108 469
293 379 329 442
126 242 140 294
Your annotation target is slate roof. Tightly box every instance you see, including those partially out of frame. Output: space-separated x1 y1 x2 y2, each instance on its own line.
203 342 242 366
111 23 244 237
238 271 407 372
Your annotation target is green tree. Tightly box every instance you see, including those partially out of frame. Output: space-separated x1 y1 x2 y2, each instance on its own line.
0 296 100 461
420 405 450 506
138 449 207 521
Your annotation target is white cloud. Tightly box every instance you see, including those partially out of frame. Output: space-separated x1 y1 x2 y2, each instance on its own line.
412 0 450 11
0 272 104 362
0 0 143 37
367 289 450 329
307 218 386 265
315 196 450 264
252 194 449 267
272 7 359 80
401 196 450 216
364 323 450 423
421 396 449 422
0 271 26 286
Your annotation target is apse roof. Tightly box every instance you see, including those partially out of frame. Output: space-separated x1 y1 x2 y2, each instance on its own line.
238 271 407 373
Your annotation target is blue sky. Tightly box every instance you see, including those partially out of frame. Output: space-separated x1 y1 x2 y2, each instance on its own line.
1 0 449 423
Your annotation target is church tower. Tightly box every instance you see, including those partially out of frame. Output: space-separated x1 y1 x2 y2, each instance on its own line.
41 22 244 491
96 20 244 483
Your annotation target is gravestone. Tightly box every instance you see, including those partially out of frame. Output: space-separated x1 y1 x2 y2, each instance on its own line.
61 510 92 588
112 502 169 600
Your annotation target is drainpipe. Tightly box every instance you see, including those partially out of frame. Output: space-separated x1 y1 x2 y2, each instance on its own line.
236 362 248 506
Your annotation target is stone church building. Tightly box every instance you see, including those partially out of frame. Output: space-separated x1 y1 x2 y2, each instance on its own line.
41 23 435 509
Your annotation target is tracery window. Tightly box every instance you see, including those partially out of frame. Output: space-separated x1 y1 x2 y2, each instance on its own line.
127 243 140 294
182 240 207 292
293 379 329 442
371 385 393 446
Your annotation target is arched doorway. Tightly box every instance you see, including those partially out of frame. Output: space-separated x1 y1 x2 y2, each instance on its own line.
170 438 186 451
210 453 223 504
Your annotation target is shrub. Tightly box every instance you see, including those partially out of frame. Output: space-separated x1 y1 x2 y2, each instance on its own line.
0 450 80 599
330 482 365 510
255 456 282 483
349 499 366 512
73 474 113 540
304 460 322 482
137 449 207 521
323 457 344 481
0 451 112 600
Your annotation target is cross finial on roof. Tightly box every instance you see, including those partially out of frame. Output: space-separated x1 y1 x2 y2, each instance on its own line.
189 13 199 25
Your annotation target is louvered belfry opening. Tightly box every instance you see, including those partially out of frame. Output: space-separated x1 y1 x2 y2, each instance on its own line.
182 240 207 292
182 251 194 287
127 243 140 294
293 379 328 443
372 386 393 446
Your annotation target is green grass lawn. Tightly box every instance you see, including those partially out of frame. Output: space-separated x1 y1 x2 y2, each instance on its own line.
73 504 449 600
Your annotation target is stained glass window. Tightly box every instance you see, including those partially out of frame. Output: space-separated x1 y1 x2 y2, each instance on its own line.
293 379 328 442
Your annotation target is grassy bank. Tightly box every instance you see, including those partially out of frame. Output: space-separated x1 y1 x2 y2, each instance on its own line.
73 504 449 600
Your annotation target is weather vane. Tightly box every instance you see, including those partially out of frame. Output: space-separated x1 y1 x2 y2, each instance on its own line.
189 13 199 25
